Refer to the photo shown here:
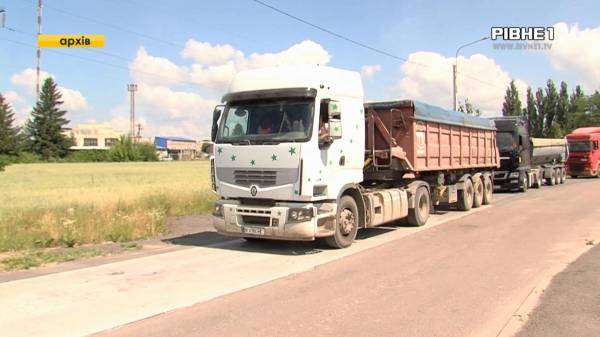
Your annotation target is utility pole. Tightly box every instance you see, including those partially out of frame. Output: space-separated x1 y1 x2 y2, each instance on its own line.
127 84 138 139
36 0 42 100
453 36 489 111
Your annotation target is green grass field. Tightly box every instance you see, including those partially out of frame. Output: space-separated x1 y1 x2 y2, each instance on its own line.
0 161 214 252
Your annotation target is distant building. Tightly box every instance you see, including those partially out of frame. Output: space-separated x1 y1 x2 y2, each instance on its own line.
66 123 123 150
154 136 200 160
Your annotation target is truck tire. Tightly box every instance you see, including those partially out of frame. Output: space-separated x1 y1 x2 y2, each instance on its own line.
532 173 542 188
407 187 430 227
596 165 600 178
482 175 493 205
546 170 556 186
473 177 484 208
518 174 529 193
325 195 359 249
560 168 566 183
457 179 474 211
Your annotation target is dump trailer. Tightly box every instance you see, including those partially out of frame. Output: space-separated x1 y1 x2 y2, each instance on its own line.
492 116 567 191
566 127 600 178
210 65 499 248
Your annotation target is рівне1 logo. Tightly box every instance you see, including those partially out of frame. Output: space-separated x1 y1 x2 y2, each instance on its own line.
490 27 554 41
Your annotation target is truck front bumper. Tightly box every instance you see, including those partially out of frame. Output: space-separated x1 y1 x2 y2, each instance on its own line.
492 171 520 190
212 200 336 241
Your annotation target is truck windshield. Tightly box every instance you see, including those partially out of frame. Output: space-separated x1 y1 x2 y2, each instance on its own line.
497 132 516 151
568 141 590 152
216 98 314 144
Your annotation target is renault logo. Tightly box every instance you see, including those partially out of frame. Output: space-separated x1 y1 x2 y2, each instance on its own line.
250 185 258 197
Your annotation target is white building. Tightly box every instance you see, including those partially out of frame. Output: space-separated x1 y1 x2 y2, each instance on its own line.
65 123 122 150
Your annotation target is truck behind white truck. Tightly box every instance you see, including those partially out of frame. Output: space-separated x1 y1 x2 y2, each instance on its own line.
210 65 499 248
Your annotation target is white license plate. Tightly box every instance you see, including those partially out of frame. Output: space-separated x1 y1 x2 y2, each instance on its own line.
242 227 265 235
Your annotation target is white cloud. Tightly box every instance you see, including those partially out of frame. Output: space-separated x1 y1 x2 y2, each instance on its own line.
58 86 89 112
121 40 332 137
10 68 52 95
547 22 600 91
182 40 244 66
392 51 527 116
361 64 381 79
129 47 188 86
9 68 89 113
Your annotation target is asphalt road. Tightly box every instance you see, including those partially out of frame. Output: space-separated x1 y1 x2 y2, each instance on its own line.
516 242 600 337
93 178 600 337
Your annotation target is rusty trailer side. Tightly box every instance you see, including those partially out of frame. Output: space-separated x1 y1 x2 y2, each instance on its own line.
364 100 499 175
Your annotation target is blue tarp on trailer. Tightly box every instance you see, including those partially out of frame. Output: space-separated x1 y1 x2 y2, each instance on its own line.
364 100 496 130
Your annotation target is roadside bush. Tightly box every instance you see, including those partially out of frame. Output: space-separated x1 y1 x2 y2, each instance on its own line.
65 150 109 162
107 136 157 162
0 155 9 171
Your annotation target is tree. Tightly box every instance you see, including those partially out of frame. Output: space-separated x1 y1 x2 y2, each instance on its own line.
534 88 545 137
502 80 522 116
567 85 587 132
25 78 72 159
458 98 482 116
524 87 538 135
0 93 19 155
542 79 559 137
556 81 569 130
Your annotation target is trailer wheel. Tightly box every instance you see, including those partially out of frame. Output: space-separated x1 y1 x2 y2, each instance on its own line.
518 174 529 193
546 170 556 186
532 173 542 188
325 195 359 249
457 179 474 211
482 175 493 205
407 187 430 227
473 177 484 208
560 169 566 184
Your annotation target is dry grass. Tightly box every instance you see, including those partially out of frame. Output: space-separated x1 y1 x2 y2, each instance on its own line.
0 161 215 251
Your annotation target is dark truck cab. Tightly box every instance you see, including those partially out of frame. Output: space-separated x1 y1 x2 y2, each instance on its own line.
491 116 567 192
492 117 533 191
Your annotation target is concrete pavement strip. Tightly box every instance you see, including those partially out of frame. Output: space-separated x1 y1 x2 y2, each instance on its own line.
0 195 510 337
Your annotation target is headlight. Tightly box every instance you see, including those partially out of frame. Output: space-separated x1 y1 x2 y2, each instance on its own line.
213 203 224 218
288 208 314 222
509 172 520 178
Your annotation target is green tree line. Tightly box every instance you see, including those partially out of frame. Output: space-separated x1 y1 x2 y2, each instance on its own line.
0 78 156 171
502 79 600 138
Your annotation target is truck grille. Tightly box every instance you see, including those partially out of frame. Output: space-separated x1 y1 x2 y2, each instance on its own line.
569 164 584 173
234 170 277 187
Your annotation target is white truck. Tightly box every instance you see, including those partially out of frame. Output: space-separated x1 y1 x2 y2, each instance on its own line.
210 65 498 248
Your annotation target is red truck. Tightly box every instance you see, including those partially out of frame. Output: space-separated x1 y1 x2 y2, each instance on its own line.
566 127 600 178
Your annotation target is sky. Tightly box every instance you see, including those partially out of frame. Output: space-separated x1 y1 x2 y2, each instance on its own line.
1 0 599 139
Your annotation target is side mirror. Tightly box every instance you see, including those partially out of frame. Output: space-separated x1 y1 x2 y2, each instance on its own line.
211 105 224 142
329 119 342 139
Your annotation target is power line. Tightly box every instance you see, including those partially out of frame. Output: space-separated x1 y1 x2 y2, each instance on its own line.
252 0 409 63
0 36 225 92
250 0 505 90
21 0 186 49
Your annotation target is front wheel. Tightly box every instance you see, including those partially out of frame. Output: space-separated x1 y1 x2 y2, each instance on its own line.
407 187 430 227
325 196 359 249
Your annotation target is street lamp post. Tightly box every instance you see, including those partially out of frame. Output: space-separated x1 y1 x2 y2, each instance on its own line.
453 37 489 111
